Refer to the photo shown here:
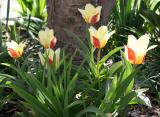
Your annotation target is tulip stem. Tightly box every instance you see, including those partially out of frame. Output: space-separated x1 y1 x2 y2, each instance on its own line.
97 48 101 77
97 48 101 63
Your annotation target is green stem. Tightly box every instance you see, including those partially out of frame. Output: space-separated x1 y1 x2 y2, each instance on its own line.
97 48 101 78
97 48 101 63
97 49 101 102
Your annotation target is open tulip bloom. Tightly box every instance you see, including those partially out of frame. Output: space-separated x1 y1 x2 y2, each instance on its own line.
125 35 157 64
38 28 57 49
89 26 115 48
78 3 102 24
38 48 60 66
6 40 26 59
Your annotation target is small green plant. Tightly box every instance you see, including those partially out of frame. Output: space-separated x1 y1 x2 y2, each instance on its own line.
17 0 47 20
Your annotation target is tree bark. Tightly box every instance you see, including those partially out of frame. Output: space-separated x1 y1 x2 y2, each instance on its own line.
46 0 115 49
99 0 115 24
47 0 91 49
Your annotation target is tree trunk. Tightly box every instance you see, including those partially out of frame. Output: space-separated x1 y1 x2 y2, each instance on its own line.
46 0 115 49
47 0 91 49
99 0 115 24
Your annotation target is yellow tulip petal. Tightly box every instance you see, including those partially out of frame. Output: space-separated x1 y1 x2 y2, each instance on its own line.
89 26 112 48
46 49 54 61
45 28 54 39
126 34 152 64
78 9 90 23
135 54 145 64
85 3 95 14
94 6 102 21
79 3 102 24
95 6 102 13
96 26 107 40
100 38 107 48
89 26 97 44
137 34 149 51
127 35 137 48
55 48 60 64
6 40 18 49
17 41 26 56
38 52 45 65
6 40 26 59
38 30 49 48
38 28 56 48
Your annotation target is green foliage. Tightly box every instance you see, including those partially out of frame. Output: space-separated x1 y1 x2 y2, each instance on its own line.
65 27 151 116
107 0 160 106
17 0 47 20
15 0 47 39
108 0 160 48
138 0 160 103
0 50 85 117
114 0 142 27
107 0 144 49
0 75 13 109
1 0 158 116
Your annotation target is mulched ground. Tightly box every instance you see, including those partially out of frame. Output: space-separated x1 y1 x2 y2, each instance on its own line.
128 105 160 117
128 92 160 117
0 103 18 117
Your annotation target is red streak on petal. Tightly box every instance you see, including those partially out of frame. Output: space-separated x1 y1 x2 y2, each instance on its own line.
127 47 136 64
48 58 53 65
8 48 18 59
91 13 99 24
93 36 100 48
50 37 56 49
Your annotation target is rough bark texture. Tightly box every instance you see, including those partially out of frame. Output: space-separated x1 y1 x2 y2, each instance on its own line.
46 0 115 50
99 0 115 24
47 0 91 49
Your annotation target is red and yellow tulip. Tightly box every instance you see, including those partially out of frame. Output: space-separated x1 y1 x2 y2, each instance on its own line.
6 40 26 59
125 35 157 64
89 26 115 48
38 28 57 49
78 3 102 24
38 48 60 66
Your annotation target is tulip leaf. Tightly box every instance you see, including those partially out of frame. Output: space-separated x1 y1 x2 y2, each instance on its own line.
64 100 84 110
129 88 152 107
141 9 160 27
76 106 106 117
99 47 122 68
11 84 56 117
108 61 123 77
117 91 136 109
105 76 118 100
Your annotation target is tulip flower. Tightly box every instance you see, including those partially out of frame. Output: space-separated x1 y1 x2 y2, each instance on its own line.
89 26 115 48
38 48 60 66
6 40 26 59
78 3 102 24
38 28 57 49
125 34 157 64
